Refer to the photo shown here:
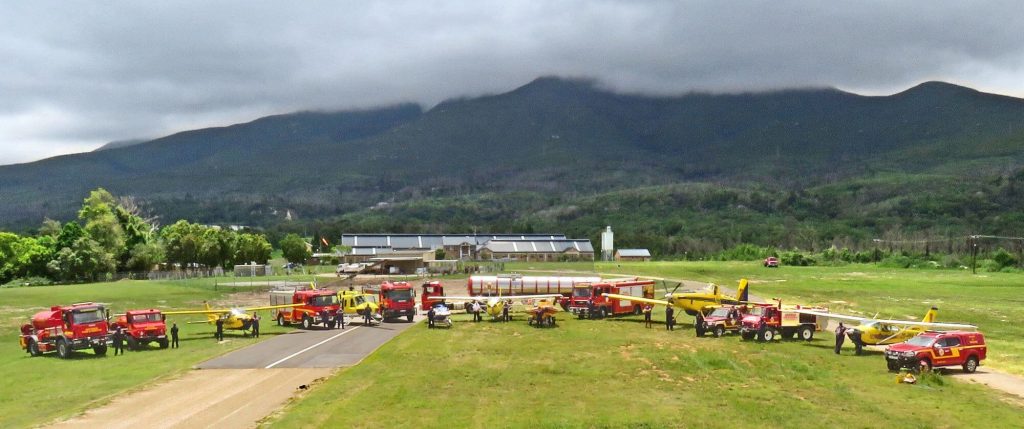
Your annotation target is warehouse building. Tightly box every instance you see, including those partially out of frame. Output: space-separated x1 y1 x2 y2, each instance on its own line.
340 233 592 261
614 249 652 262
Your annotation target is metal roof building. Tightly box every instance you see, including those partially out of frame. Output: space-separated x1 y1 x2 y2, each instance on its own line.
615 248 652 261
341 233 591 261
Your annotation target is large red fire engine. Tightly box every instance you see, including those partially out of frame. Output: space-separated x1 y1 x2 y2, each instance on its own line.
111 309 169 350
568 279 654 319
19 302 112 358
270 286 340 329
364 281 416 322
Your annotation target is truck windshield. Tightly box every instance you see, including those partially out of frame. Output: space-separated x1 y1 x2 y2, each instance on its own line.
709 308 730 318
129 313 161 323
309 295 339 307
572 288 592 298
385 290 412 300
72 308 105 324
905 336 937 347
748 307 765 316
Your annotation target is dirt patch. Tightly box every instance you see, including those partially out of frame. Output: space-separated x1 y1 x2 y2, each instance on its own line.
948 368 1024 403
45 368 332 429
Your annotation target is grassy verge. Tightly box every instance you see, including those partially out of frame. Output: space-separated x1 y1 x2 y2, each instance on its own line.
0 279 293 428
267 307 1024 428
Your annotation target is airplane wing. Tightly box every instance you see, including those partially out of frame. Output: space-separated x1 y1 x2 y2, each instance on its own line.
162 308 232 315
793 309 976 330
435 296 487 302
602 293 671 307
241 303 304 312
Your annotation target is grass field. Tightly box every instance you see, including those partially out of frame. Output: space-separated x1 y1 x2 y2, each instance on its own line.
267 262 1024 428
0 278 300 428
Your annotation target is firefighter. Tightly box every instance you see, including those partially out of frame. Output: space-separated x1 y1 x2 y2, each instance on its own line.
252 314 260 338
502 301 510 322
335 311 345 330
847 328 864 355
113 327 125 356
170 322 179 349
320 309 330 329
757 317 767 342
427 306 436 329
643 305 653 328
665 306 675 331
472 301 482 322
695 312 706 337
834 323 846 354
363 307 373 326
215 317 224 341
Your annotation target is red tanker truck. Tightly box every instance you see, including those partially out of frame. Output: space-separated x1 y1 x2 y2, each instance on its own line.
19 302 112 359
111 309 169 350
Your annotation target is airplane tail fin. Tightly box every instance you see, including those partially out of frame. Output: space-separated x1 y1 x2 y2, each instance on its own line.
922 307 938 323
736 279 749 302
204 301 217 323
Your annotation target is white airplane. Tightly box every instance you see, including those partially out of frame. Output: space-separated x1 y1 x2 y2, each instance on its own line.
438 294 563 320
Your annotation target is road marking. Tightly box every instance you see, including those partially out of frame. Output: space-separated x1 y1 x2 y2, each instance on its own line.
264 327 361 369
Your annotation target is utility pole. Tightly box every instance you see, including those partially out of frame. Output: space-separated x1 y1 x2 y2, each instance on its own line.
970 235 978 274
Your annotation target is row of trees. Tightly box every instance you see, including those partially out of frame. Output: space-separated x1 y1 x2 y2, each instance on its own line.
0 189 272 284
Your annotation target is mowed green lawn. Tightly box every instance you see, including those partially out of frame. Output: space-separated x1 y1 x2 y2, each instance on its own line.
0 279 294 428
267 262 1024 428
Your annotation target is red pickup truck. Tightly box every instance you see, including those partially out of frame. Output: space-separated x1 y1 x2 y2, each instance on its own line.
885 331 986 373
763 257 779 268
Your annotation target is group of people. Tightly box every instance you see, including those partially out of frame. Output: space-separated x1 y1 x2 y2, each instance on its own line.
833 323 864 355
320 309 345 330
110 321 180 355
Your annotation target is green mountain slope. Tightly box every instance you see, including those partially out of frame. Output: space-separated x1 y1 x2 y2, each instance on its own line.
2 77 1023 251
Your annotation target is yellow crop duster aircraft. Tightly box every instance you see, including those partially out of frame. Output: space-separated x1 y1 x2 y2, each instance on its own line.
440 293 562 320
163 301 301 334
792 307 976 353
603 279 752 318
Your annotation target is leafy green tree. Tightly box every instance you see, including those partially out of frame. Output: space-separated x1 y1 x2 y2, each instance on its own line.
235 233 272 265
279 234 310 263
56 221 85 252
0 232 20 283
46 237 116 282
161 220 203 269
126 241 165 272
78 189 125 266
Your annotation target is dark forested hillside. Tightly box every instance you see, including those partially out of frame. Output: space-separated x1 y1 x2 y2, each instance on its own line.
2 77 1024 255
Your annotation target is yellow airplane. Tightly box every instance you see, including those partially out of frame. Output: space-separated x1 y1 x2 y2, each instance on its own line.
163 301 301 335
603 278 752 318
525 299 561 326
439 293 562 320
792 307 977 354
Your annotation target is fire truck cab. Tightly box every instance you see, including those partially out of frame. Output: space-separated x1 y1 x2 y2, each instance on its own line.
271 287 340 329
112 309 168 349
568 279 654 319
20 302 112 359
739 302 826 342
421 281 446 311
366 281 416 322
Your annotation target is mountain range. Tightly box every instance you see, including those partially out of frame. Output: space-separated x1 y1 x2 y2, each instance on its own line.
2 77 1023 254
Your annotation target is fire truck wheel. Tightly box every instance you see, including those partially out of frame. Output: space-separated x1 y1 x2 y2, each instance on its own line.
598 307 607 319
277 314 286 326
741 331 754 341
158 338 169 349
799 326 814 341
761 329 775 342
28 339 41 357
887 361 900 372
302 316 313 330
916 359 932 373
713 326 725 338
963 356 979 373
93 345 108 356
126 337 139 350
57 338 70 359
407 314 414 322
633 305 642 315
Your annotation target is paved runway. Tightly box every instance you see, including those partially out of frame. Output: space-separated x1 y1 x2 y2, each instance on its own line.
198 317 422 369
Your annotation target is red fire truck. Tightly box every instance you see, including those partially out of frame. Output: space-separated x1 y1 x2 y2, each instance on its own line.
270 286 340 329
739 301 827 342
568 279 655 319
19 302 112 358
364 281 416 322
111 309 169 350
421 281 446 311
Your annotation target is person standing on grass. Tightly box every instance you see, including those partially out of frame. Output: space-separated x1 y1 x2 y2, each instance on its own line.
665 306 675 331
502 301 510 322
427 306 436 329
757 317 767 342
834 323 846 354
113 327 125 356
643 305 653 328
472 301 482 322
170 322 179 349
215 317 224 341
252 314 260 338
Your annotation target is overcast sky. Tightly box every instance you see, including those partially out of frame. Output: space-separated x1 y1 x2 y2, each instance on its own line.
2 1 1023 165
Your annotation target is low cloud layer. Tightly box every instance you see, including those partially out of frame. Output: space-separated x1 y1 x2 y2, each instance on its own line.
2 1 1023 165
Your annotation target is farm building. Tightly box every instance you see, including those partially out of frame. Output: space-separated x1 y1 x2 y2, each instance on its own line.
477 239 595 262
615 249 651 262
